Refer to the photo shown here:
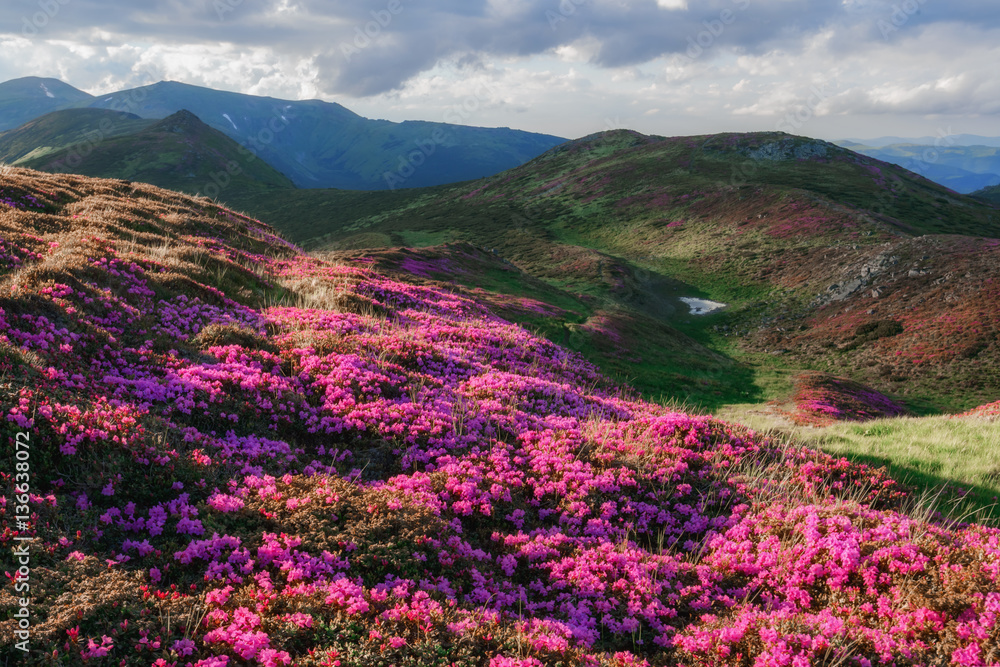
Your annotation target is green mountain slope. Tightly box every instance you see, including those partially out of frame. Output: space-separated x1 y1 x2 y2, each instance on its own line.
0 108 152 164
84 80 566 189
19 109 295 196
973 184 1000 204
234 130 1000 412
0 77 565 191
252 130 1000 243
0 76 94 131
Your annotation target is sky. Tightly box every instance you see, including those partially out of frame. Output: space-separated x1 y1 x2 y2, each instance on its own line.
1 0 999 141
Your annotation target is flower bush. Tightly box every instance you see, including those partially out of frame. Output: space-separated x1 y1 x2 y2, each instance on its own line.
789 372 908 426
957 400 1000 420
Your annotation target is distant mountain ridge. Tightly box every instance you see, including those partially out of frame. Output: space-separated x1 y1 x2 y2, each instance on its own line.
842 134 1000 148
836 137 1000 194
0 76 566 190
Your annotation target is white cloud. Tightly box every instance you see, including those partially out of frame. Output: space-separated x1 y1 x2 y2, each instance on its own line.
0 1 998 140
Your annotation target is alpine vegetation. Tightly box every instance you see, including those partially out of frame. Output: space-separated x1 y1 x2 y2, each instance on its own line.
1 169 998 665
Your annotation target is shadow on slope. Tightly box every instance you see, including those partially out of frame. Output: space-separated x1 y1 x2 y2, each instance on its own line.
321 242 764 411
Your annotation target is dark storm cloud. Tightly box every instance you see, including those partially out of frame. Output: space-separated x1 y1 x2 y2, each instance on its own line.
307 0 827 96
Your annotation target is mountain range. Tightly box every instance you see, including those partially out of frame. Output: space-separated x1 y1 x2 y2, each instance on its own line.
837 138 1000 194
3 75 1000 415
842 134 1000 148
0 76 565 190
4 71 1000 666
6 76 1000 201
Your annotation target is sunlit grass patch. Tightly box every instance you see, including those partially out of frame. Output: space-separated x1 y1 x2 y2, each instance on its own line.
717 407 1000 523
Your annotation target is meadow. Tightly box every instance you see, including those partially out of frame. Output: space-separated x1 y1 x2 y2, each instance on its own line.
0 168 998 665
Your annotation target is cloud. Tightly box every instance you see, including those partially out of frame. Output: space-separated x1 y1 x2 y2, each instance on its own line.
0 0 929 95
0 0 998 140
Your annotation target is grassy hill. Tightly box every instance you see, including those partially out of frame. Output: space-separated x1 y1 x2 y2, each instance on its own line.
17 109 295 197
1 167 998 666
974 184 1000 204
0 108 153 164
228 130 1000 414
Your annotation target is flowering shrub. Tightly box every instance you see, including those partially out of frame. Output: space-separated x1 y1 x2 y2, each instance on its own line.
0 169 998 666
956 400 1000 420
790 372 908 426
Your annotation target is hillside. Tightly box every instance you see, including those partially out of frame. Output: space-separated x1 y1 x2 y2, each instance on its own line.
0 108 153 165
2 167 999 666
0 77 94 131
974 184 1000 204
240 130 1000 414
16 110 295 197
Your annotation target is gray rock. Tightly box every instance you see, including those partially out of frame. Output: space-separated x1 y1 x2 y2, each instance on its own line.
743 139 831 162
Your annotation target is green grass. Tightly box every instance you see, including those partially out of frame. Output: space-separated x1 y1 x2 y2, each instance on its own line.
973 184 1000 204
396 229 459 247
218 130 1000 414
17 110 295 198
716 408 1000 523
226 187 443 246
0 109 153 165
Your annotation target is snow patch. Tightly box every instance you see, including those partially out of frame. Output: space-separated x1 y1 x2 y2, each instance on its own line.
221 113 238 130
40 83 55 99
680 297 727 315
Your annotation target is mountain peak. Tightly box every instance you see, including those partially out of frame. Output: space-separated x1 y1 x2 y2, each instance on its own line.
698 132 839 161
12 107 294 195
152 108 206 131
0 75 77 88
0 76 95 131
0 75 92 99
149 80 203 91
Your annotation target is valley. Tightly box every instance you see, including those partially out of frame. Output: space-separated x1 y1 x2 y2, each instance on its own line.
226 130 1000 419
